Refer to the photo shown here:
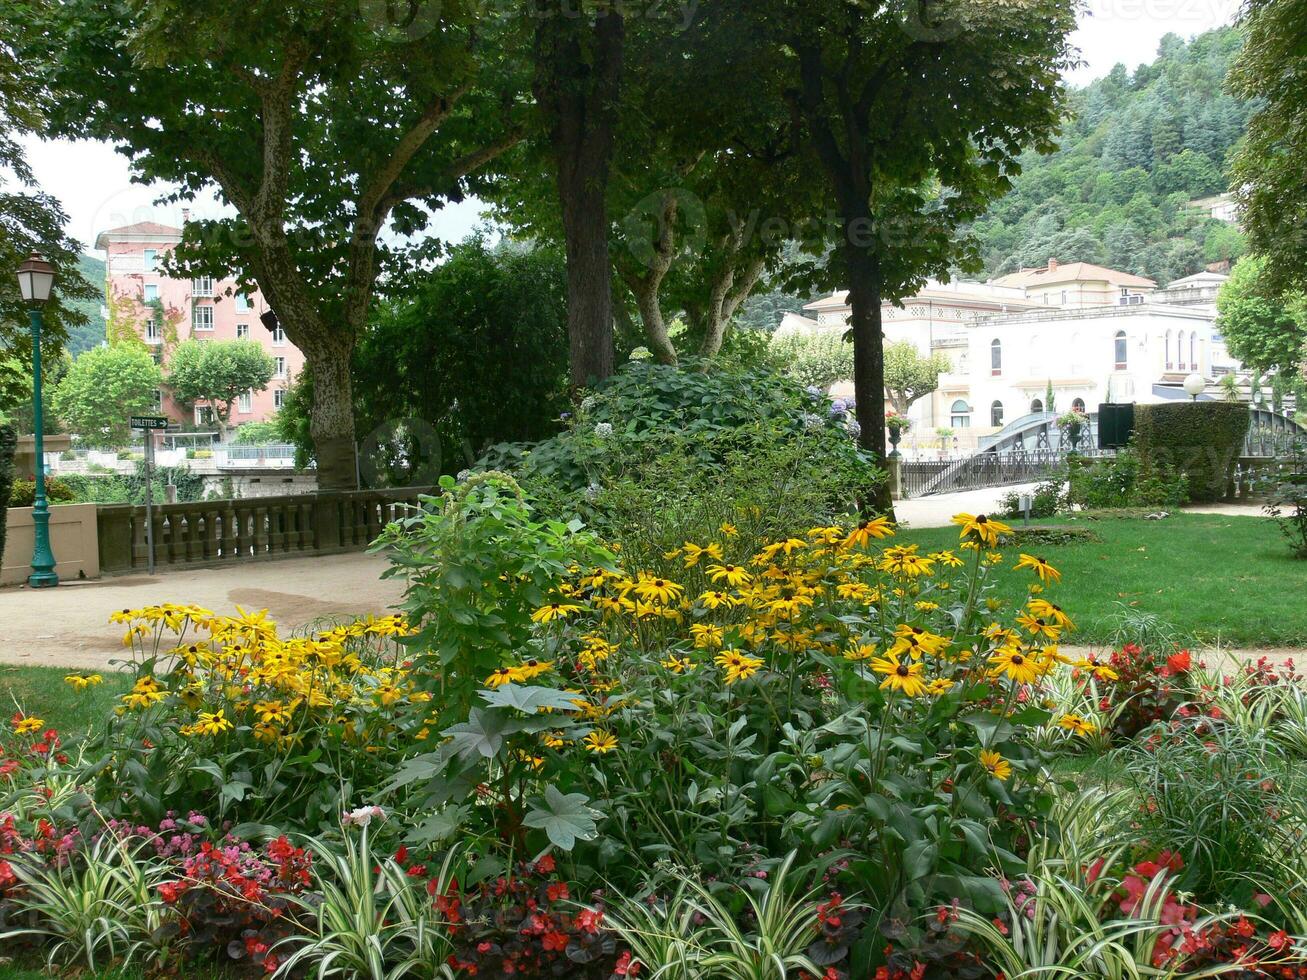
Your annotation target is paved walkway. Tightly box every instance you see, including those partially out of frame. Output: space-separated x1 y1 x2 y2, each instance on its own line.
0 552 405 670
894 484 1040 529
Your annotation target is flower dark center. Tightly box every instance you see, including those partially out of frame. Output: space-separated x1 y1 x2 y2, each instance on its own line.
976 515 988 524
896 665 910 677
1012 654 1025 665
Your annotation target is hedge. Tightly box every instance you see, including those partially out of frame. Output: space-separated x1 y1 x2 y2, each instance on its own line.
1132 401 1249 503
0 424 14 569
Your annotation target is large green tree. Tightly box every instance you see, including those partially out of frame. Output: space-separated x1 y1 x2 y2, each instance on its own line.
720 0 1075 509
52 344 161 447
1216 256 1307 377
166 338 276 438
1231 0 1307 295
883 340 953 417
22 0 526 487
0 2 95 362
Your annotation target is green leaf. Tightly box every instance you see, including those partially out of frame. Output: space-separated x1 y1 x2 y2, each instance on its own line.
523 785 601 851
479 684 583 713
442 708 516 761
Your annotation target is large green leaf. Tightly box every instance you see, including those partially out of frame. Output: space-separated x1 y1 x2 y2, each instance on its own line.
523 785 601 851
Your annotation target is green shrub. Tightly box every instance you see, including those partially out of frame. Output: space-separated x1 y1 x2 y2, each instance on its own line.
232 419 282 445
1132 401 1249 503
8 477 77 507
1264 444 1307 558
998 475 1066 518
1066 446 1189 510
477 360 880 545
767 330 853 391
0 424 14 566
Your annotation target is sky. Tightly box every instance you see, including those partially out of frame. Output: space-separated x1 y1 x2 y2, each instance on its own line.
22 1 1242 259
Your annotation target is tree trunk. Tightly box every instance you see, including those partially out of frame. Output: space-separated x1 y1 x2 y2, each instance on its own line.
844 244 894 514
629 275 677 365
535 6 624 389
304 336 357 491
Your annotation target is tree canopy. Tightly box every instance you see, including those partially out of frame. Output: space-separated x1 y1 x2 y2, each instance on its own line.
1216 256 1307 377
51 344 161 447
20 0 527 486
883 341 954 417
166 338 276 436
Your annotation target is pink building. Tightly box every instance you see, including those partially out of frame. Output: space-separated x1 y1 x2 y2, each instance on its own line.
94 221 304 434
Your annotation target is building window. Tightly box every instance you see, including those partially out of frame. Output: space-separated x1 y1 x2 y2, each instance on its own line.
273 389 285 410
234 293 250 313
1190 333 1197 370
143 249 157 272
1165 329 1173 370
274 356 287 378
1072 397 1086 413
145 316 162 343
192 277 215 298
193 305 214 331
238 391 252 414
1176 331 1186 370
272 326 286 345
143 284 158 303
1061 290 1068 305
990 339 1002 377
950 400 971 428
194 405 216 426
1114 330 1128 370
1030 398 1044 414
990 401 1005 427
236 323 249 339
152 389 163 411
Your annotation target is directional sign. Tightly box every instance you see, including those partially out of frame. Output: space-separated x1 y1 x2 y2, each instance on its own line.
130 416 169 430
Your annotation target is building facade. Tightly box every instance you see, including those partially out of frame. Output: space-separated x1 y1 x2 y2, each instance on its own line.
94 221 302 434
796 260 1238 456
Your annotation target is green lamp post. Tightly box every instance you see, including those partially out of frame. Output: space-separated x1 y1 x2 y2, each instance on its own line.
17 253 58 588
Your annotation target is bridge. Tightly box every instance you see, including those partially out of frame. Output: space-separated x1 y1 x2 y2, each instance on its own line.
899 406 1306 498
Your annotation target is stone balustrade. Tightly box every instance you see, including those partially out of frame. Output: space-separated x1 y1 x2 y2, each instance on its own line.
96 487 434 575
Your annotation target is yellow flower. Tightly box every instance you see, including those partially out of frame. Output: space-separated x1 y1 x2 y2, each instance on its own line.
485 667 520 689
186 709 232 737
1015 554 1062 584
633 574 685 605
12 715 44 735
1016 612 1062 640
878 545 936 579
1074 657 1120 682
1027 598 1075 630
690 623 725 649
925 678 954 696
706 563 751 588
988 647 1043 685
914 600 939 612
930 550 965 568
583 730 618 753
517 658 555 681
979 749 1012 781
844 642 878 662
660 655 695 673
121 676 166 710
869 655 927 698
719 522 738 537
714 650 764 685
889 625 949 659
698 590 738 610
681 542 724 567
842 517 894 550
63 673 104 690
253 700 293 725
531 602 585 624
951 512 1012 548
1058 713 1098 736
109 607 142 624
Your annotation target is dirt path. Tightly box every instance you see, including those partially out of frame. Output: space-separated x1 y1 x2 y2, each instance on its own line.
0 552 406 670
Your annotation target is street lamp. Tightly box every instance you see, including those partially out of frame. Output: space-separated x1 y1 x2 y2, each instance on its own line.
17 253 58 588
1182 373 1206 402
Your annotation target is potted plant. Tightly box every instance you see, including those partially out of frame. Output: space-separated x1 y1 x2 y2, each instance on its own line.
885 412 910 457
1058 409 1089 450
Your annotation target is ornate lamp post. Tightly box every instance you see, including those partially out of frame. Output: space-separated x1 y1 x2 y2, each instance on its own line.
16 253 58 588
1182 373 1206 403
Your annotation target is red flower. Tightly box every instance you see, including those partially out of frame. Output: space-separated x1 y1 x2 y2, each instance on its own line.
576 908 604 934
541 930 569 952
1167 650 1192 674
534 854 556 874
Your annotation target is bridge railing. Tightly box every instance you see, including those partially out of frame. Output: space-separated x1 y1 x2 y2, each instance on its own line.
96 486 435 575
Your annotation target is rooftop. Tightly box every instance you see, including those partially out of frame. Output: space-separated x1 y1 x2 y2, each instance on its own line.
93 222 183 249
992 261 1157 290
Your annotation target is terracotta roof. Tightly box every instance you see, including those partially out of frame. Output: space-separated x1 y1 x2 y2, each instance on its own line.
992 262 1156 290
94 222 183 250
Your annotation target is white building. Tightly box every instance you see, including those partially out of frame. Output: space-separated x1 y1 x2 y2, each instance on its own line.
796 259 1237 455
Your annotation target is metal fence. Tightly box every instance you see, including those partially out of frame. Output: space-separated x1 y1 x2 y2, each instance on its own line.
902 449 1115 498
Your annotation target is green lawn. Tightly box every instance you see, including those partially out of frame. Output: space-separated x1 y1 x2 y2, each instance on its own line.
0 663 131 736
898 512 1307 648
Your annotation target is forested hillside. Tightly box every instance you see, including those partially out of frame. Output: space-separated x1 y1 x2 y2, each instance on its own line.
971 28 1252 286
65 254 106 355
